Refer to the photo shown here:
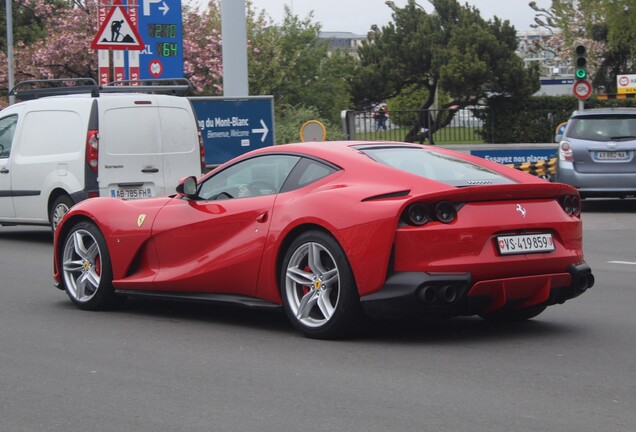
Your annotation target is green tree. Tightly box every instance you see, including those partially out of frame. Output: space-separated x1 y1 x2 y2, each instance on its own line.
0 0 52 53
247 6 355 125
528 0 636 93
353 0 539 143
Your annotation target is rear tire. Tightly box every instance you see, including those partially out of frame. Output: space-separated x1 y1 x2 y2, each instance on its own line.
280 230 362 339
60 221 122 310
50 195 74 232
479 304 547 322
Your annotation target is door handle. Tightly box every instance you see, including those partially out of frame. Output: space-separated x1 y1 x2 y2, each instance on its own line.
141 168 159 173
0 167 8 174
256 212 268 223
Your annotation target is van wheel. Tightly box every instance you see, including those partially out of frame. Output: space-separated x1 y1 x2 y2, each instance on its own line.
50 195 74 231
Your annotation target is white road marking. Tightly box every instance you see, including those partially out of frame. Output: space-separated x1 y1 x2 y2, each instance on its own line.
608 261 636 265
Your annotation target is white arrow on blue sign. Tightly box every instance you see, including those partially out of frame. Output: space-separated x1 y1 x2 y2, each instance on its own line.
190 97 276 165
138 0 184 79
252 120 269 142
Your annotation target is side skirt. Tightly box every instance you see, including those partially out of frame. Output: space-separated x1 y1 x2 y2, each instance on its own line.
116 290 282 311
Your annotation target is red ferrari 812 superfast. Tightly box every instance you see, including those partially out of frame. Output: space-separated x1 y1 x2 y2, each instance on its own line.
53 141 594 339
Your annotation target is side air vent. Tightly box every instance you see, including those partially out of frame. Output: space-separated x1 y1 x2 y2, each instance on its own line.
362 190 410 202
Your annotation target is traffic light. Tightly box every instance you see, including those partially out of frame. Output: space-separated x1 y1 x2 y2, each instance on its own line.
574 44 587 79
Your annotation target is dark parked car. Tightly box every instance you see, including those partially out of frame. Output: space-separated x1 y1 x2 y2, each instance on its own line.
556 108 636 197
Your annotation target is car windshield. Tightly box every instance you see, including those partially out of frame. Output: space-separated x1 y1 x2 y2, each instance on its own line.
357 146 515 186
567 115 636 141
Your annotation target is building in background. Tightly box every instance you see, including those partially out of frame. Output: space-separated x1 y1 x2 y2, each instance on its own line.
516 29 575 96
319 32 366 57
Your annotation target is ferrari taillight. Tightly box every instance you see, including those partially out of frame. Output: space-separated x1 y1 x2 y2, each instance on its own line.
402 201 459 226
434 201 457 223
405 203 430 225
85 130 99 173
559 195 581 217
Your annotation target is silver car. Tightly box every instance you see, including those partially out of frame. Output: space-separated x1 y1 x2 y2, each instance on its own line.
556 108 636 198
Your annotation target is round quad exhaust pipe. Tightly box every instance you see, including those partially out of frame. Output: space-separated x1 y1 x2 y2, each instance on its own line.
575 274 588 292
418 285 437 304
438 285 457 303
574 273 594 293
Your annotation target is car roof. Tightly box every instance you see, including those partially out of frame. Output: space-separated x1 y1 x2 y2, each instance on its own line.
245 141 423 164
571 107 636 117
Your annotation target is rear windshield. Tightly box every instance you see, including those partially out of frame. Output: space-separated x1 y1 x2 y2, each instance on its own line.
567 115 636 141
357 146 515 186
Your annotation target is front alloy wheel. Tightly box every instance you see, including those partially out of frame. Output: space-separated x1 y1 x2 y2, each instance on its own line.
281 231 362 339
61 221 119 310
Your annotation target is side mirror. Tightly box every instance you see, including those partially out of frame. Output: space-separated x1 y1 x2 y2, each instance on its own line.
176 176 198 197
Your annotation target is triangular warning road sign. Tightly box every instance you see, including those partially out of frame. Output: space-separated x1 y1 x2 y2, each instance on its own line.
91 5 144 50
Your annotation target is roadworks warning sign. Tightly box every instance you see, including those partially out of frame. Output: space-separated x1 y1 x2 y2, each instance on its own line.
91 5 144 50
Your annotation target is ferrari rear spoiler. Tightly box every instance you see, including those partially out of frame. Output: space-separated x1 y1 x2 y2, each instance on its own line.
411 182 578 204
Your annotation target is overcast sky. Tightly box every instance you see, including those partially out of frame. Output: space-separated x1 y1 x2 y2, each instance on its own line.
247 0 552 34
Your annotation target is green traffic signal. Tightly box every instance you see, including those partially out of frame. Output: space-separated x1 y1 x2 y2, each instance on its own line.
575 68 587 79
574 44 587 80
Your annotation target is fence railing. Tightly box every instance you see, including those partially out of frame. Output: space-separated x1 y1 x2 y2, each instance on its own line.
344 108 488 144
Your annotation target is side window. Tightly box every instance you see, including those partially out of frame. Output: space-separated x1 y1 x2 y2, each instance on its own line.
297 160 337 187
198 154 300 200
282 158 339 192
0 115 18 159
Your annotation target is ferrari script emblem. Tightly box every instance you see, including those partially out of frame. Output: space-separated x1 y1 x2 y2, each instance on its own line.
137 214 146 227
516 204 527 218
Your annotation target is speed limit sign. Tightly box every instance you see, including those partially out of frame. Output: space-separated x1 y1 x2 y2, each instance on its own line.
573 79 593 100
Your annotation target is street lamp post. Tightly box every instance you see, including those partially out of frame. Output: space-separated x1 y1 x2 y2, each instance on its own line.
6 0 15 105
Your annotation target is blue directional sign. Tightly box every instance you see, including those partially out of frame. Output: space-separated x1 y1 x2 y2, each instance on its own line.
138 0 184 79
189 97 275 165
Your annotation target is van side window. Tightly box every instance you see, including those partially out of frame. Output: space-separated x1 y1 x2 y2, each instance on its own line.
0 115 18 158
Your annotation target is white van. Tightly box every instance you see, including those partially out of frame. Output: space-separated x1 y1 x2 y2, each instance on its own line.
0 79 205 230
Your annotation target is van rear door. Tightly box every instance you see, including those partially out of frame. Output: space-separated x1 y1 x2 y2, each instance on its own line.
155 96 202 190
98 95 166 199
98 95 201 199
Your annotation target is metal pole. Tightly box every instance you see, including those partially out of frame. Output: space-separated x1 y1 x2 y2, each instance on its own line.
221 0 248 96
6 0 15 105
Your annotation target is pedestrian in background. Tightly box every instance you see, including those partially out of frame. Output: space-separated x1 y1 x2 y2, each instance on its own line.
374 103 388 131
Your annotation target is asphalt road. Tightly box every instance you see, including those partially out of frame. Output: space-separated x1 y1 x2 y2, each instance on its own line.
1 199 635 432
